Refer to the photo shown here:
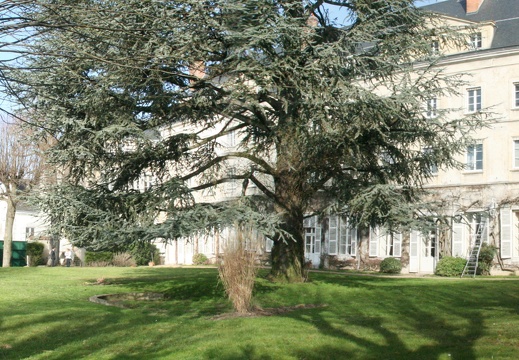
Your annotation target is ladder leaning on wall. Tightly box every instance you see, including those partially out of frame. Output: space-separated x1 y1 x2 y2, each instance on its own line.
461 221 486 278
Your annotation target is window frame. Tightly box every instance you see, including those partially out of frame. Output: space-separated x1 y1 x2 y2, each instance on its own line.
469 32 482 50
513 139 519 169
426 97 438 118
514 83 519 108
467 87 482 113
466 143 483 171
431 40 439 55
422 147 438 175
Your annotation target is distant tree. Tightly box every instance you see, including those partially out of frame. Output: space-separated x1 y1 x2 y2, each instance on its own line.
0 119 42 267
1 1 484 280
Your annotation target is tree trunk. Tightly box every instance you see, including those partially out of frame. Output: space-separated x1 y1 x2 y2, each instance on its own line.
270 212 306 282
2 196 16 268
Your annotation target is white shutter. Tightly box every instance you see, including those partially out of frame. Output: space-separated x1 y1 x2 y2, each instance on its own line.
500 208 512 258
409 230 419 272
452 220 465 257
369 227 379 257
328 216 338 255
315 217 321 254
351 227 357 256
481 216 489 243
339 217 347 255
393 233 402 257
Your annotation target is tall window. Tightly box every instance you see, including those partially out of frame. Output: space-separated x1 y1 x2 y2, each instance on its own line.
426 98 438 118
328 215 357 256
339 218 357 256
467 87 481 112
25 227 35 240
514 83 519 108
423 147 438 175
514 140 519 168
469 32 482 50
431 40 439 55
369 228 402 257
225 167 237 195
226 130 236 147
466 144 483 171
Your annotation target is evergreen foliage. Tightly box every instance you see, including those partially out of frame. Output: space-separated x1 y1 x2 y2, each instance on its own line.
379 257 402 274
1 0 486 281
477 243 497 275
26 242 44 267
130 242 160 266
435 256 467 277
193 253 209 266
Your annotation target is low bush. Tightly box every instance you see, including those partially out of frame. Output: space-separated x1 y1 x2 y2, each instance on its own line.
130 242 160 266
26 242 45 267
435 256 467 277
112 252 137 267
379 257 402 274
85 251 113 266
478 243 497 275
192 253 208 265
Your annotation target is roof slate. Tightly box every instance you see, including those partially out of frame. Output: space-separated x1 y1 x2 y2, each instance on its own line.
422 0 519 49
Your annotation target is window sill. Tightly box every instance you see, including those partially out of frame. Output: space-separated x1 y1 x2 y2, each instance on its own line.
462 170 483 174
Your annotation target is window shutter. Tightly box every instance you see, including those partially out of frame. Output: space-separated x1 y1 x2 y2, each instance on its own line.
328 216 338 255
369 227 379 257
500 208 512 259
393 233 402 257
351 227 357 256
409 230 419 273
339 217 347 255
315 217 321 254
481 216 489 243
452 219 465 257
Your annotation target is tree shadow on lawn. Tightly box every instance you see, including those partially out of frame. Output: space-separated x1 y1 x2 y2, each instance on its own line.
273 276 519 360
3 269 515 360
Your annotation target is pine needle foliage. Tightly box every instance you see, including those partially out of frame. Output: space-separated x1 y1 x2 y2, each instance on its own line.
1 0 487 281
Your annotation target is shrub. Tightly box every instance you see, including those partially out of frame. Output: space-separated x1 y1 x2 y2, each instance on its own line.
26 242 45 267
478 243 497 275
85 251 113 266
130 242 160 266
192 253 208 265
112 252 137 267
379 257 402 274
435 256 467 277
218 225 259 314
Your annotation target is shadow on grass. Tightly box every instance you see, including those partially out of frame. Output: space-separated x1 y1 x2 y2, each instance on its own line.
2 268 519 359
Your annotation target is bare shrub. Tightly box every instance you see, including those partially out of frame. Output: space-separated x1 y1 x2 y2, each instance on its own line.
218 224 260 314
112 252 137 267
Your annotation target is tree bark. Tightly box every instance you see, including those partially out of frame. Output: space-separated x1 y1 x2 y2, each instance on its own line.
270 212 306 282
2 195 16 268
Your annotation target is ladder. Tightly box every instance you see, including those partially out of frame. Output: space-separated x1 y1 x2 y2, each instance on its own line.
461 221 486 278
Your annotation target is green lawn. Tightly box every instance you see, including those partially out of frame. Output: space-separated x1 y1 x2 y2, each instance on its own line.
1 267 518 360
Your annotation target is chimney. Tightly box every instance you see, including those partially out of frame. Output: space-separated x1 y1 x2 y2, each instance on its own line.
306 13 318 28
189 61 205 80
466 0 484 14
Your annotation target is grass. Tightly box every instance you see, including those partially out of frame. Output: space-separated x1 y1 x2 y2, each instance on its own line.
1 267 519 360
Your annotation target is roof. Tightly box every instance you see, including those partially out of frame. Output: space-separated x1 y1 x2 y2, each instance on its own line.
422 0 519 49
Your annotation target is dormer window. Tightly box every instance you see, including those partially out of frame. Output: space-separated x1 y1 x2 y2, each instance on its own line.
469 32 482 50
426 98 438 118
431 40 439 55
